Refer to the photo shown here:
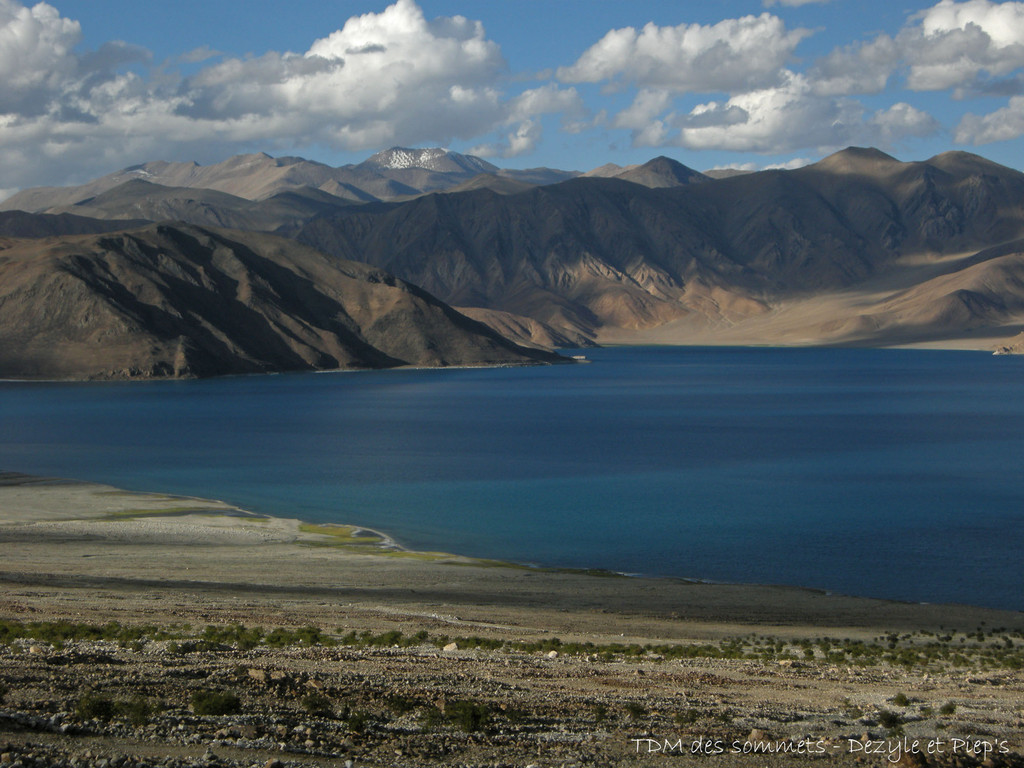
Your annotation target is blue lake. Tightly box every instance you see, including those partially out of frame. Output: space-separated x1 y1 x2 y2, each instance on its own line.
2 346 1023 610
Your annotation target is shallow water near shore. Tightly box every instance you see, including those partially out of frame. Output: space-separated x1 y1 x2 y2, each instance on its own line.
2 346 1023 610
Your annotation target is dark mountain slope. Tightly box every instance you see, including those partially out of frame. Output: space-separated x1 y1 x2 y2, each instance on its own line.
613 156 709 188
0 223 560 380
295 148 1024 344
0 210 149 238
48 179 351 232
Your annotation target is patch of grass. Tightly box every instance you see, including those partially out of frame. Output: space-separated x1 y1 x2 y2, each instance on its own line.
345 710 373 734
301 693 334 718
264 625 334 648
939 702 957 715
115 696 155 726
101 507 216 519
445 700 491 732
877 710 904 730
675 708 701 726
385 695 418 714
298 523 384 546
201 623 264 650
0 619 176 647
191 690 241 716
76 693 115 722
624 702 648 720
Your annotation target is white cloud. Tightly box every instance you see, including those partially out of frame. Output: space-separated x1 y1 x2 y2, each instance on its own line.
557 14 811 93
811 0 1024 97
810 34 901 96
955 96 1024 142
0 0 586 187
905 0 1024 90
175 0 508 150
709 158 811 171
618 74 941 154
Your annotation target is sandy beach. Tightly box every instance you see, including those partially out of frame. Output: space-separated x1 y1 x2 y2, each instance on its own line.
1 472 1023 767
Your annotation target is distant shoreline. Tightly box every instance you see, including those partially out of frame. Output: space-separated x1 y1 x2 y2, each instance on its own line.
2 471 1021 641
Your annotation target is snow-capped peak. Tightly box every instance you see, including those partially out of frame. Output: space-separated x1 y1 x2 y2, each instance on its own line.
364 147 497 174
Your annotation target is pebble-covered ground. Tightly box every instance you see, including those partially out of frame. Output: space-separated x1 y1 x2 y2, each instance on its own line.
2 628 1023 768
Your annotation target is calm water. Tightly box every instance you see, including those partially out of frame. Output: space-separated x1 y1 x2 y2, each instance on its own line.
2 346 1023 610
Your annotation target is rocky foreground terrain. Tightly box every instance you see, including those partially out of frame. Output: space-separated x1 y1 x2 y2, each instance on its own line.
2 621 1024 768
2 476 1023 767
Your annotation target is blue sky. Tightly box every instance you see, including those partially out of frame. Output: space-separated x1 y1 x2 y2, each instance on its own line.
4 0 1024 193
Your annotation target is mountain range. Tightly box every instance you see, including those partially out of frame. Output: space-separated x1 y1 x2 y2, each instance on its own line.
3 144 1024 378
0 223 560 379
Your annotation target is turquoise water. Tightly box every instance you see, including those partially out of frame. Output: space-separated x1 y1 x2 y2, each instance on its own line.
2 346 1023 610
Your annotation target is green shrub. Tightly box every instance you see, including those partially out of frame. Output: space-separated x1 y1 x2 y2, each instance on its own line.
115 696 153 726
624 702 648 720
877 710 903 730
191 690 241 716
76 693 115 721
445 700 490 732
675 708 701 725
346 710 371 733
892 693 910 706
939 702 957 715
301 693 333 718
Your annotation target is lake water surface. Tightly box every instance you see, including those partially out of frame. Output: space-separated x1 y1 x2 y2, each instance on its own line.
2 346 1023 610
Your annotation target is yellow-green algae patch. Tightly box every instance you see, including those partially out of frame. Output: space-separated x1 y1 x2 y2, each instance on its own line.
298 523 386 545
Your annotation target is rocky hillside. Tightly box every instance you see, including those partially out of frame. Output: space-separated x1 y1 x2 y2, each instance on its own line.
0 222 560 380
0 148 577 210
295 148 1024 348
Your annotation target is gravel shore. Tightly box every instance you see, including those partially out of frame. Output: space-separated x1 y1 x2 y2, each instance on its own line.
2 472 1022 767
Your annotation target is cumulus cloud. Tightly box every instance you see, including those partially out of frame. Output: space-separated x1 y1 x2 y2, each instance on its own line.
0 0 564 187
557 14 811 93
812 0 1024 96
955 96 1024 142
617 74 940 153
0 0 80 115
468 84 585 157
803 0 1024 146
557 8 947 156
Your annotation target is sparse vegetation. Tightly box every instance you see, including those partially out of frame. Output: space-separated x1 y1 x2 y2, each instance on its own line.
301 693 334 718
191 690 241 716
445 700 491 732
877 709 904 731
76 693 115 721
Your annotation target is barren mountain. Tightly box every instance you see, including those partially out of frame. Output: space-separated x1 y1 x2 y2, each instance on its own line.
0 223 560 380
608 156 709 188
0 210 148 238
45 179 349 232
0 148 576 213
295 147 1024 349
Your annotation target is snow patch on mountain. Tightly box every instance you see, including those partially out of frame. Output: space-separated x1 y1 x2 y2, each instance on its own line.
364 147 497 174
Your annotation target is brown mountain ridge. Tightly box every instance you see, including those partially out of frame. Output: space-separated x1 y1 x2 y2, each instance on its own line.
0 223 561 380
294 147 1024 350
6 145 1024 360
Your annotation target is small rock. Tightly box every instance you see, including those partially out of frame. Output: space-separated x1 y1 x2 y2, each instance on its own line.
443 642 458 652
546 650 559 659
